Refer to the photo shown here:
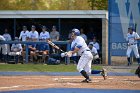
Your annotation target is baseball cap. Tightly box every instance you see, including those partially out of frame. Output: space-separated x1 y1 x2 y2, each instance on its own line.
14 37 19 40
52 26 56 29
42 26 46 29
31 25 36 28
23 26 27 28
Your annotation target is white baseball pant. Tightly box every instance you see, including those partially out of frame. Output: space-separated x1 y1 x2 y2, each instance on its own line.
126 44 140 58
77 51 93 74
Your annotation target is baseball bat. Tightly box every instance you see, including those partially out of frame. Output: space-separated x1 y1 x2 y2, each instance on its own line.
47 40 65 52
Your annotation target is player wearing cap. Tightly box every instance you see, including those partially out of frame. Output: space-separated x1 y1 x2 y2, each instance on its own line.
0 35 7 62
19 26 29 41
29 25 39 41
39 26 50 41
9 37 22 64
126 27 140 66
64 28 107 83
3 28 11 55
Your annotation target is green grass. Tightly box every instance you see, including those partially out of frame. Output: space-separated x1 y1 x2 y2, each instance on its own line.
0 64 102 72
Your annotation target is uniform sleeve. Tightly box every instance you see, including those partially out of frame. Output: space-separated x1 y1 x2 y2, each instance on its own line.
19 32 22 40
85 35 87 41
19 44 22 50
126 34 128 41
135 32 140 39
34 32 39 39
47 32 50 38
92 47 98 54
8 34 12 41
96 43 100 50
0 35 5 41
75 37 83 49
11 44 14 50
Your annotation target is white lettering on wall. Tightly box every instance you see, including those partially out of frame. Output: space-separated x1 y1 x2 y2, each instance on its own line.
112 43 127 50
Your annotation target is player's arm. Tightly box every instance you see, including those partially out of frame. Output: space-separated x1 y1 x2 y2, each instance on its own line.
135 33 140 40
11 44 14 52
56 32 60 41
71 47 80 54
19 32 22 40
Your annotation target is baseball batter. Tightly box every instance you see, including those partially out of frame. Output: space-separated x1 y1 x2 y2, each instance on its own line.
65 29 107 83
126 27 140 66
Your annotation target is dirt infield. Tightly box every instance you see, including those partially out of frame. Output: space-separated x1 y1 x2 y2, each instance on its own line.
0 76 140 92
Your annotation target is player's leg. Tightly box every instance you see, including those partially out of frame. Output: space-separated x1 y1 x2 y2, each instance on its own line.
2 44 7 63
84 58 107 80
126 46 132 66
133 45 140 64
77 54 91 82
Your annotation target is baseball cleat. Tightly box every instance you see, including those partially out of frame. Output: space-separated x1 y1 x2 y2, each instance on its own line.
101 68 107 80
81 78 92 83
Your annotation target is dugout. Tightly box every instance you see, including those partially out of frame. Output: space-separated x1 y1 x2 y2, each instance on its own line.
0 10 108 64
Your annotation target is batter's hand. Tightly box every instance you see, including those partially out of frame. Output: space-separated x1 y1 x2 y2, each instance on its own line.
66 51 73 57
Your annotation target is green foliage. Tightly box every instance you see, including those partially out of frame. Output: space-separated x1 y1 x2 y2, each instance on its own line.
88 0 108 10
0 0 108 10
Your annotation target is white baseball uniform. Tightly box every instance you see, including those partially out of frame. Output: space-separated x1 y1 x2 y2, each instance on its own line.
0 35 7 55
80 34 87 41
91 46 99 60
71 36 93 74
39 31 50 40
19 30 29 41
3 33 11 54
29 31 39 40
126 32 140 58
9 44 22 56
89 41 100 50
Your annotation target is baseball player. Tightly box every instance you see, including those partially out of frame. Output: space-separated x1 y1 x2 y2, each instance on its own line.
88 44 99 61
29 25 39 41
9 37 22 64
3 28 11 54
19 26 29 41
0 35 7 62
39 26 50 41
64 29 107 83
126 27 140 66
88 37 100 52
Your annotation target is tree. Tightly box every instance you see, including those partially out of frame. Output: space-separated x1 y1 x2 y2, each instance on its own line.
88 0 108 10
0 0 108 10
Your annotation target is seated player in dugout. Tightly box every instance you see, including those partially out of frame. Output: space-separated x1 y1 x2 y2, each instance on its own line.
88 44 100 64
36 40 49 63
22 44 37 63
9 37 22 64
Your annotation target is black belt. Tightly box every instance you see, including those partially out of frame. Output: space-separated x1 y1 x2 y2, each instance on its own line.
81 50 90 54
93 53 98 56
130 43 136 45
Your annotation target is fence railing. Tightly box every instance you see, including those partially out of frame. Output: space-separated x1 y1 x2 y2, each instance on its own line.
0 41 71 64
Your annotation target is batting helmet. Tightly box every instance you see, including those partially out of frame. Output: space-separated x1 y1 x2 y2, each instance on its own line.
72 28 80 36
